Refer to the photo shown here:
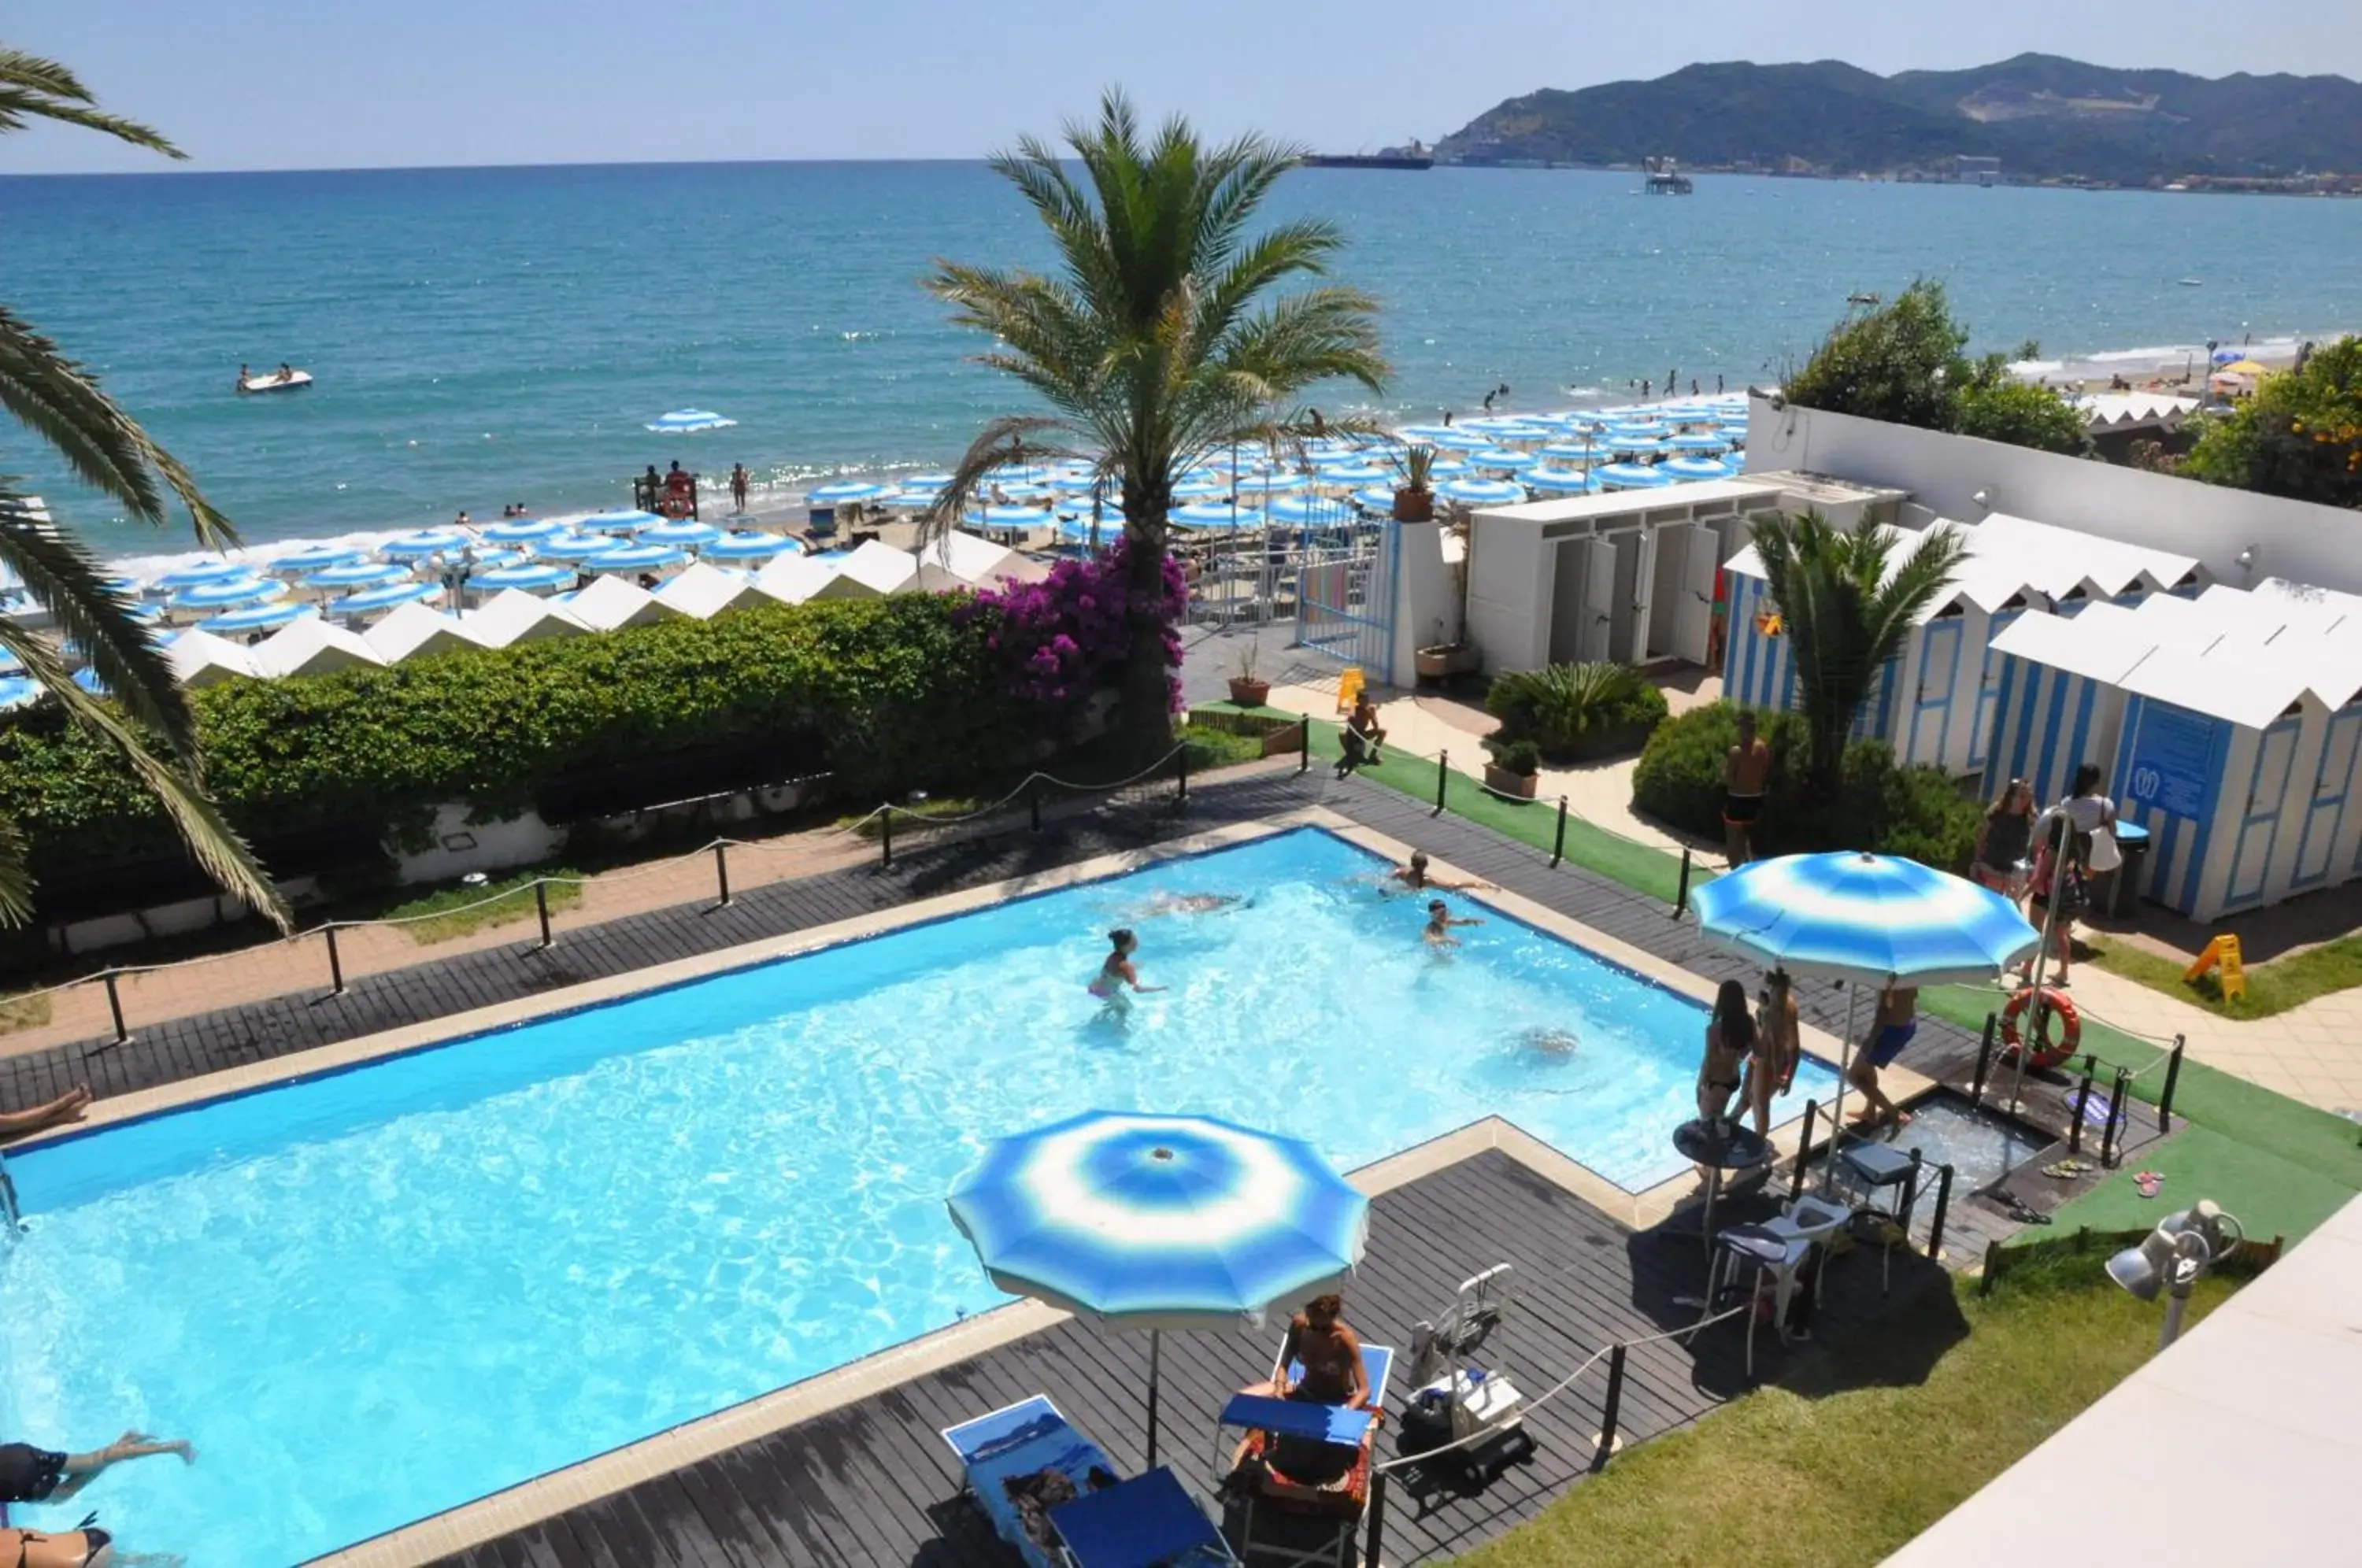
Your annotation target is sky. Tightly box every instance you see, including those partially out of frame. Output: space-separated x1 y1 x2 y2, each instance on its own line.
5 1 2358 174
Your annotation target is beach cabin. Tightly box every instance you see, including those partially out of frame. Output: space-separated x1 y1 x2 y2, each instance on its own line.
165 628 259 687
249 617 385 680
363 603 486 664
1985 605 2155 808
461 589 592 649
656 562 765 619
568 576 683 632
753 553 837 606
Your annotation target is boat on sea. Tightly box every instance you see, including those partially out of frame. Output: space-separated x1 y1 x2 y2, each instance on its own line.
1642 157 1693 194
237 368 313 395
1302 141 1433 171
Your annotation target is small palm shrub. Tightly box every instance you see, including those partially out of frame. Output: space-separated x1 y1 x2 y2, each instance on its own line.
1485 662 1669 760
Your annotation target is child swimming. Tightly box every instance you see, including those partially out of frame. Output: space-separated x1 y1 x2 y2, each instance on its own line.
1088 928 1166 1004
1424 900 1483 948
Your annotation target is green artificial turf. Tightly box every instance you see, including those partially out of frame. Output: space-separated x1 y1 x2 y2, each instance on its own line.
2045 1123 2358 1242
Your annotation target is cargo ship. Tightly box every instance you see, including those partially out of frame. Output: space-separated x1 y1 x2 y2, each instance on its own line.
1302 141 1434 170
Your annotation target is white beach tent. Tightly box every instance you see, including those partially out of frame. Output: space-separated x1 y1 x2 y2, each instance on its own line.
165 628 259 687
249 616 387 679
752 553 839 605
566 575 686 633
813 538 918 600
654 562 763 619
460 588 592 649
363 602 487 664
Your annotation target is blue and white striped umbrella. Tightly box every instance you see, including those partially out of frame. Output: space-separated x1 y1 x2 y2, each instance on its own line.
154 560 250 590
1427 429 1496 451
1595 462 1672 490
887 487 946 509
1235 472 1308 497
1524 466 1598 494
1424 456 1474 479
1171 475 1228 500
700 531 796 562
472 562 576 592
1539 440 1605 464
1172 500 1260 527
809 480 891 505
645 409 736 433
1664 456 1739 481
1437 477 1527 505
1350 486 1401 512
168 575 284 611
983 464 1051 486
1605 432 1667 455
529 532 613 561
269 544 368 574
380 529 472 560
966 505 1054 530
327 580 439 617
1669 432 1730 453
579 508 665 534
641 520 722 548
304 560 412 590
202 601 318 634
994 482 1057 501
482 516 569 543
1266 494 1357 525
584 542 689 574
1468 446 1538 471
948 1109 1367 1463
901 472 955 487
1312 460 1394 485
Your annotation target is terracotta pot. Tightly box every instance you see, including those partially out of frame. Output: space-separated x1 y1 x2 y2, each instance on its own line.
1393 486 1435 523
1484 764 1539 800
1416 645 1480 680
1227 677 1271 708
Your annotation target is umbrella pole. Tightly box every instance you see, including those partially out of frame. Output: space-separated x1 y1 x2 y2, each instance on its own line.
1145 1329 1162 1469
1822 985 1858 1194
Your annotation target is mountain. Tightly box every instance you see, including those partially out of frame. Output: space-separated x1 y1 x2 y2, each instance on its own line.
1434 55 2362 183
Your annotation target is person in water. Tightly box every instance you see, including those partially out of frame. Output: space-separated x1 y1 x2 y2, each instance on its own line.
1246 1293 1369 1408
0 1085 92 1145
1133 893 1245 918
1697 978 1754 1122
1087 929 1164 1003
1387 850 1483 894
1 1433 194 1507
1424 899 1482 947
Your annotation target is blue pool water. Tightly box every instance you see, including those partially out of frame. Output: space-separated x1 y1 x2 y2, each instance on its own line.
0 827 1831 1565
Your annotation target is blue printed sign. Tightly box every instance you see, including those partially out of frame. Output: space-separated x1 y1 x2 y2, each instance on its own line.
2125 704 2216 820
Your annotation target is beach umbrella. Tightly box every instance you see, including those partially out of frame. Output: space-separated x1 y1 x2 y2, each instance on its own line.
1427 429 1496 451
201 601 318 634
154 560 250 590
465 549 528 570
966 505 1055 531
645 409 737 433
529 532 613 561
1350 487 1401 513
583 542 689 575
1437 477 1527 506
805 480 891 506
1171 502 1268 530
1656 405 1717 423
1690 851 2038 1146
1596 462 1672 490
1670 433 1730 453
1266 494 1356 527
1235 472 1308 497
2216 358 2268 377
481 516 570 543
1539 440 1605 464
168 575 285 612
1524 467 1597 494
269 544 368 574
983 464 1051 486
700 531 796 562
1664 456 1739 482
1605 433 1667 455
2210 347 2243 365
1423 456 1473 479
1468 447 1539 471
1312 460 1395 485
642 520 723 548
303 560 412 590
948 1110 1367 1466
579 508 665 534
326 581 440 618
380 529 472 560
1171 476 1229 500
992 482 1058 502
901 472 955 487
471 563 576 593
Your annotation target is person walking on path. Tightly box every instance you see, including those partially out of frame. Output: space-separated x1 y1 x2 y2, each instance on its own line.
1849 982 1918 1129
1723 710 1771 866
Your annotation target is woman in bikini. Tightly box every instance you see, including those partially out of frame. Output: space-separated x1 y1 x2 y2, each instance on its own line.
1697 978 1753 1122
1742 969 1800 1136
1087 929 1164 1007
1246 1293 1369 1408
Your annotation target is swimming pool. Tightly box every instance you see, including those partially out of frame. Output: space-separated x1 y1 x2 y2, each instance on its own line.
0 826 1833 1565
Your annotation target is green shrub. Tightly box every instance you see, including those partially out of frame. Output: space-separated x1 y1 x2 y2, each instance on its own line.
1180 723 1267 771
0 595 1021 887
1486 662 1668 760
1632 701 1979 868
1486 737 1544 776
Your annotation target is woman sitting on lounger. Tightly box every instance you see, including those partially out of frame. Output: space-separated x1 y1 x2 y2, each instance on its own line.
1246 1293 1369 1409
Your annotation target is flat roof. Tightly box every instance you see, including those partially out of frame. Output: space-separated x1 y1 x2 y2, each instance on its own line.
1472 475 1791 526
1885 1193 2362 1568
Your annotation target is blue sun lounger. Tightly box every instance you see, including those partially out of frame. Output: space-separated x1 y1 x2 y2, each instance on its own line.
1219 1345 1394 1568
941 1394 1238 1568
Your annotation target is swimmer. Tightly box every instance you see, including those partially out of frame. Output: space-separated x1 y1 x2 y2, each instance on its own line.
1424 900 1483 948
1386 850 1484 894
1087 928 1165 1003
1133 893 1246 918
1515 1026 1580 1059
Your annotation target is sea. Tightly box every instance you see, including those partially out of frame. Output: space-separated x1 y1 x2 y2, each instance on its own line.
3 160 2359 569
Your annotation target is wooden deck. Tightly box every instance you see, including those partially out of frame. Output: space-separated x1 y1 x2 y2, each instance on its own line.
428 1148 1955 1568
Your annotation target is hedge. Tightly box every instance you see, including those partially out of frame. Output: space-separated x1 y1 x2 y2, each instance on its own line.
1632 701 1981 868
0 595 1016 882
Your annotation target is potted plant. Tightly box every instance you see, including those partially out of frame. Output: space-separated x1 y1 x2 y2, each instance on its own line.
1227 641 1270 709
1484 737 1542 800
1393 443 1437 523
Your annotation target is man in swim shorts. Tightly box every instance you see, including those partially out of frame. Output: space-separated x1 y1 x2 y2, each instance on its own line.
1723 709 1770 867
1847 982 1918 1129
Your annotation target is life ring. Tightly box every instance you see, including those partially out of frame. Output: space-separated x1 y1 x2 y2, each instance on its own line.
2001 986 2080 1071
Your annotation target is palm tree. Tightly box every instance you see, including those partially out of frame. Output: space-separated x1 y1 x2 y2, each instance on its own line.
925 91 1389 762
1747 511 1965 793
0 46 287 927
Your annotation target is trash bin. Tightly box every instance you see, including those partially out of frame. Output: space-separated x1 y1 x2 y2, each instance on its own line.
2108 820 2150 917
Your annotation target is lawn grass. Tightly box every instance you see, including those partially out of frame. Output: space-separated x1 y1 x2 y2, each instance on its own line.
1178 722 1268 770
1453 1248 2240 1568
383 871 583 945
2083 927 2362 1020
0 991 52 1035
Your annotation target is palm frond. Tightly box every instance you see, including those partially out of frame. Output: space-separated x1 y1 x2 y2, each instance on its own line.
0 48 183 157
917 415 1079 551
0 494 197 754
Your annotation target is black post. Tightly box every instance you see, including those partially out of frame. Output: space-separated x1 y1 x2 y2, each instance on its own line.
1968 1011 1999 1108
1028 777 1042 833
324 924 346 997
2068 1052 2097 1155
1591 1344 1627 1471
1177 742 1190 808
1927 1163 1955 1261
1364 1467 1390 1568
2101 1066 2131 1167
1552 797 1568 868
713 842 732 907
103 970 129 1045
1790 1098 1818 1201
880 805 894 870
1673 847 1693 919
1431 750 1449 816
535 881 553 949
1298 715 1312 775
2158 1033 2186 1132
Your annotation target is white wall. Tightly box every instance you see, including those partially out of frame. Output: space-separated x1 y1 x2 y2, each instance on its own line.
1390 521 1457 686
1744 398 2362 594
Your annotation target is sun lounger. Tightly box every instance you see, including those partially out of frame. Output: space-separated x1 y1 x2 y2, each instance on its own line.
1219 1345 1394 1568
942 1394 1237 1568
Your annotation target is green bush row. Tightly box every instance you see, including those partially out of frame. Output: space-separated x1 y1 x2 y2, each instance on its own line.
1484 662 1670 761
0 595 1016 879
1631 701 1982 867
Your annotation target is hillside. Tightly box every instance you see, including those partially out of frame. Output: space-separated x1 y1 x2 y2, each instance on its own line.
1435 54 2362 183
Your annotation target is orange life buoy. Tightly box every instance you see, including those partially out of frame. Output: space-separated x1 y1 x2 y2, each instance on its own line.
2000 986 2080 1071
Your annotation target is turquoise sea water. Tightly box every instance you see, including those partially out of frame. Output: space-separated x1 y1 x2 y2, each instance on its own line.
3 161 2360 555
0 828 1834 1566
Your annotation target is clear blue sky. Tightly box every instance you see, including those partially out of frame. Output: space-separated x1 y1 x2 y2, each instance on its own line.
6 1 2355 173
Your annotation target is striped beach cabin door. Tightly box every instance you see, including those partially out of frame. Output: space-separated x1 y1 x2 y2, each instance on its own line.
2294 705 2362 890
1967 604 2028 777
1901 610 1965 770
2115 695 2231 915
2224 714 2301 911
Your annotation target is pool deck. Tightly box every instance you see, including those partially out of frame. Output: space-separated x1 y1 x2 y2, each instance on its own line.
1 761 2171 1566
